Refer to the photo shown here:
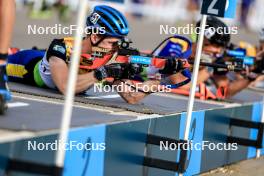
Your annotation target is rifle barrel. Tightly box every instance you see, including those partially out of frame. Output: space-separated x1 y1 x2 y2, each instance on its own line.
188 61 244 72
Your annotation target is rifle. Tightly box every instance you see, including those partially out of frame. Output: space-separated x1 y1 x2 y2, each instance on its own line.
187 46 252 73
223 43 264 74
119 35 248 72
80 35 193 89
224 45 255 69
113 36 248 88
189 60 244 72
118 35 195 89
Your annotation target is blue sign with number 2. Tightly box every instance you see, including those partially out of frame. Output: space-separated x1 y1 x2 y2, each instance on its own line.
201 0 237 19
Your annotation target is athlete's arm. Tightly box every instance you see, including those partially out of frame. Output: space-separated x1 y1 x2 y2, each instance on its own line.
49 56 97 95
113 79 160 104
214 75 251 98
226 79 251 98
250 75 264 87
0 0 15 61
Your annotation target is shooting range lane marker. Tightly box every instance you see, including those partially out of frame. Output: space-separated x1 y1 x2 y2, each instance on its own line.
55 0 88 170
179 15 208 176
7 102 29 108
179 1 238 173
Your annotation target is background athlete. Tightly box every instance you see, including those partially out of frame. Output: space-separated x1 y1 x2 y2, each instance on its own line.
249 28 264 87
169 17 260 98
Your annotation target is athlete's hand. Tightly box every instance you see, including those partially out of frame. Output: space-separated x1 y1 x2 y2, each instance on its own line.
257 50 264 59
94 63 127 81
94 63 136 81
159 58 189 74
252 57 264 74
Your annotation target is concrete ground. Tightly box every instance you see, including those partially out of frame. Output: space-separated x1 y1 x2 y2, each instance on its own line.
202 156 264 176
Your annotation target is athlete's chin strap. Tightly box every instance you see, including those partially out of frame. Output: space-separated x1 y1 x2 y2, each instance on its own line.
91 35 106 47
90 36 111 55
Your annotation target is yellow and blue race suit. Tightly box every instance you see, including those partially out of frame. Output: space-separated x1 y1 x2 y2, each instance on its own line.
7 37 75 89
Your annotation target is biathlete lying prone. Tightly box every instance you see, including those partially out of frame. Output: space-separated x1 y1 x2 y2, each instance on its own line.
6 5 192 104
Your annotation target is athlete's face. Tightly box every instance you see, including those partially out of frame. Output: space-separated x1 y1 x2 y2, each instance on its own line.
98 37 120 51
91 34 120 52
203 38 224 56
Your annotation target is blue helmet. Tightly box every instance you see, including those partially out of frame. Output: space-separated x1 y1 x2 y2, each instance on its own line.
87 5 129 38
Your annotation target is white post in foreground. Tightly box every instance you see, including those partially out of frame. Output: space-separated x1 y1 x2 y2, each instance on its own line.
55 0 88 169
179 15 207 176
256 96 264 158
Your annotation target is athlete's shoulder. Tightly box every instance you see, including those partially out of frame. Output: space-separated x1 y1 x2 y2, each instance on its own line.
63 37 74 42
46 38 67 62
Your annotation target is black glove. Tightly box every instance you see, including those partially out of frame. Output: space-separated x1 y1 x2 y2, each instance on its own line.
253 58 264 74
94 63 143 81
94 63 128 81
159 58 184 74
0 53 8 60
127 63 143 78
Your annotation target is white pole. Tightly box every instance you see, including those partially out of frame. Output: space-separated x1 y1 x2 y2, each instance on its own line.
256 96 264 158
179 15 207 176
124 0 129 14
124 0 129 5
55 0 88 169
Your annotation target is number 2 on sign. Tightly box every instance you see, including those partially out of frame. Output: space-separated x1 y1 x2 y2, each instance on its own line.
208 0 229 15
208 0 219 15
